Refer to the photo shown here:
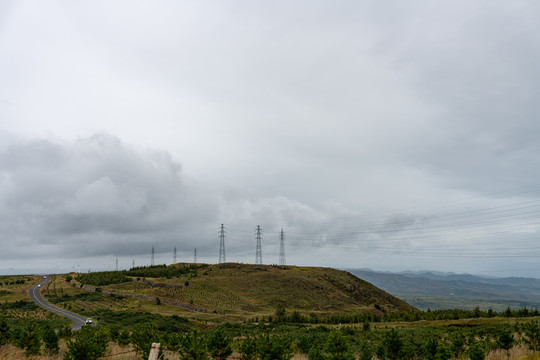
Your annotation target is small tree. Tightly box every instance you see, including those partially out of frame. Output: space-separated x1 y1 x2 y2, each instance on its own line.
359 340 374 360
468 340 485 360
497 328 514 360
20 321 41 356
523 320 540 353
58 324 72 339
436 342 451 360
308 344 325 360
43 325 59 355
164 333 182 352
425 338 438 360
117 329 131 347
275 304 286 319
180 330 208 360
132 323 161 360
450 331 465 358
0 317 9 346
323 330 355 360
208 329 232 360
257 333 293 360
63 326 109 360
240 336 257 360
382 329 403 360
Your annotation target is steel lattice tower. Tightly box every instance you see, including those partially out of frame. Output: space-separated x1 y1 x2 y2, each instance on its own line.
116 258 118 271
219 224 226 264
194 248 197 264
173 246 177 264
151 246 155 266
279 229 286 266
255 225 263 265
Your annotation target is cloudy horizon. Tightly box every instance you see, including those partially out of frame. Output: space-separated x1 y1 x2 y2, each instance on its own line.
1 1 540 277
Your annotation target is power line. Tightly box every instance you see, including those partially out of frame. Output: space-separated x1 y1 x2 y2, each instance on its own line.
255 225 263 265
279 228 286 266
219 224 226 264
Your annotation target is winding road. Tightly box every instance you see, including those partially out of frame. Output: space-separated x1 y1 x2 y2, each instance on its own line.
28 275 89 330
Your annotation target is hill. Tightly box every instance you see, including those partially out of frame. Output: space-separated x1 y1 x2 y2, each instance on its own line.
348 268 540 311
73 263 417 320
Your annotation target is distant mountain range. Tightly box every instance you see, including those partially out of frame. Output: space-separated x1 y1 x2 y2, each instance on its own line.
347 268 540 312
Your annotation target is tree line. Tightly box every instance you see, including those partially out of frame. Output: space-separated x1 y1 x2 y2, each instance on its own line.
2 315 540 360
74 264 202 287
252 305 540 325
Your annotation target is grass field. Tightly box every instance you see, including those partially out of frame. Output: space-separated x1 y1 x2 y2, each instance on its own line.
80 263 416 320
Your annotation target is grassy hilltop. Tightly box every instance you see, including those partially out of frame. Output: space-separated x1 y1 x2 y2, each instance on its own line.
72 263 417 320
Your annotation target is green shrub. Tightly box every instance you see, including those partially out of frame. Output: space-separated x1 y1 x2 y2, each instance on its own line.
179 330 208 360
42 325 59 354
132 323 161 359
20 321 41 356
240 336 257 360
323 330 355 360
64 326 109 360
0 317 9 346
257 333 293 360
208 329 232 360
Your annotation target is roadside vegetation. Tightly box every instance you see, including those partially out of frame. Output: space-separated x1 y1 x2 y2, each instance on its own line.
2 267 540 359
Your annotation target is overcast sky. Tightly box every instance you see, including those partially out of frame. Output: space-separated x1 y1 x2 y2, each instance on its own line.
1 1 540 277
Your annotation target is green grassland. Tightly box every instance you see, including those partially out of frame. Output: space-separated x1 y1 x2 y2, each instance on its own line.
0 275 71 330
74 263 417 320
0 275 37 302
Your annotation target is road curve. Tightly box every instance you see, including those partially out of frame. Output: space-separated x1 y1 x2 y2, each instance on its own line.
28 275 88 330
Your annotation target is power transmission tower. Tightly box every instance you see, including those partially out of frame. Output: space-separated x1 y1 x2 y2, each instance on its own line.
279 228 286 266
255 225 263 265
173 246 177 264
194 248 197 264
219 224 226 264
132 259 135 269
151 246 155 266
115 258 118 271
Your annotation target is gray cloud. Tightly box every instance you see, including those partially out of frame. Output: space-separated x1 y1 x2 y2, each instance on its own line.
0 134 211 256
0 133 350 269
1 1 540 276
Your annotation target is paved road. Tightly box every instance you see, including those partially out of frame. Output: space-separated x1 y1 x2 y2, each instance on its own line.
28 275 89 330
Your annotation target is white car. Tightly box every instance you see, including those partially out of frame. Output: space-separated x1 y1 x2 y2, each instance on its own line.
85 318 93 325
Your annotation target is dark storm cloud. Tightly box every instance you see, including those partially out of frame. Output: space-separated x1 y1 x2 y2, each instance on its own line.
0 134 217 258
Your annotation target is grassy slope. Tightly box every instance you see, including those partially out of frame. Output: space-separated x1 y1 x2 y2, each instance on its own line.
0 275 38 302
0 275 70 328
99 263 417 318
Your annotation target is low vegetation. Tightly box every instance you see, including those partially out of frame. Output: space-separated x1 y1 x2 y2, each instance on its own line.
2 266 540 359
